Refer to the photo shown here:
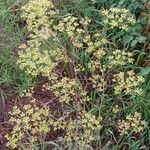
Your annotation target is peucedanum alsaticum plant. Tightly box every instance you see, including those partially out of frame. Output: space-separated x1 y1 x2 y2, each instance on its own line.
21 0 56 40
113 70 145 95
43 76 90 104
17 0 62 77
5 100 103 149
108 49 134 68
17 44 69 77
17 45 56 77
5 102 51 149
17 0 73 78
7 0 148 149
101 7 136 31
64 111 102 149
53 111 102 149
118 112 147 135
55 15 91 49
55 14 109 54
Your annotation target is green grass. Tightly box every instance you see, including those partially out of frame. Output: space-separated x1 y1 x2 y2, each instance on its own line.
0 0 34 96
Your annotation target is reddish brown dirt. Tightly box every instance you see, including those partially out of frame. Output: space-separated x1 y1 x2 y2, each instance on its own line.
0 76 66 150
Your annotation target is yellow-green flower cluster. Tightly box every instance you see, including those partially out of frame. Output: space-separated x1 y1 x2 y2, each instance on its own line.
55 14 109 55
85 36 108 53
118 112 147 135
21 0 56 40
64 111 102 148
43 77 89 104
88 60 101 72
90 74 106 92
113 71 144 95
93 48 106 60
5 103 51 149
101 8 136 31
17 0 71 77
17 0 61 77
52 119 65 131
76 48 106 73
55 14 91 49
17 46 56 77
108 50 134 68
21 86 35 97
112 105 120 114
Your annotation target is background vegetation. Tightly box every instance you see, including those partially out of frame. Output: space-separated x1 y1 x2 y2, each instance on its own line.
0 0 150 149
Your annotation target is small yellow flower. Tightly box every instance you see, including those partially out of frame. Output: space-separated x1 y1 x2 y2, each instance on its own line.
63 111 102 148
112 105 119 114
113 71 144 95
108 50 134 68
118 112 147 135
101 8 135 31
5 103 51 149
44 77 89 104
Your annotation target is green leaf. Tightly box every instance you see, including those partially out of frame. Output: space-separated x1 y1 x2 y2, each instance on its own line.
123 35 133 45
131 39 138 47
118 0 125 6
137 36 147 43
139 67 150 76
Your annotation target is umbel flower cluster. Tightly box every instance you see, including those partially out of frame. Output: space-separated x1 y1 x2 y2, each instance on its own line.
113 71 145 95
55 13 109 55
21 0 56 39
5 103 51 149
43 76 89 104
101 7 136 31
17 45 55 76
55 15 91 49
52 111 102 149
17 0 61 77
64 111 102 148
108 50 134 68
118 112 147 135
6 102 103 149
